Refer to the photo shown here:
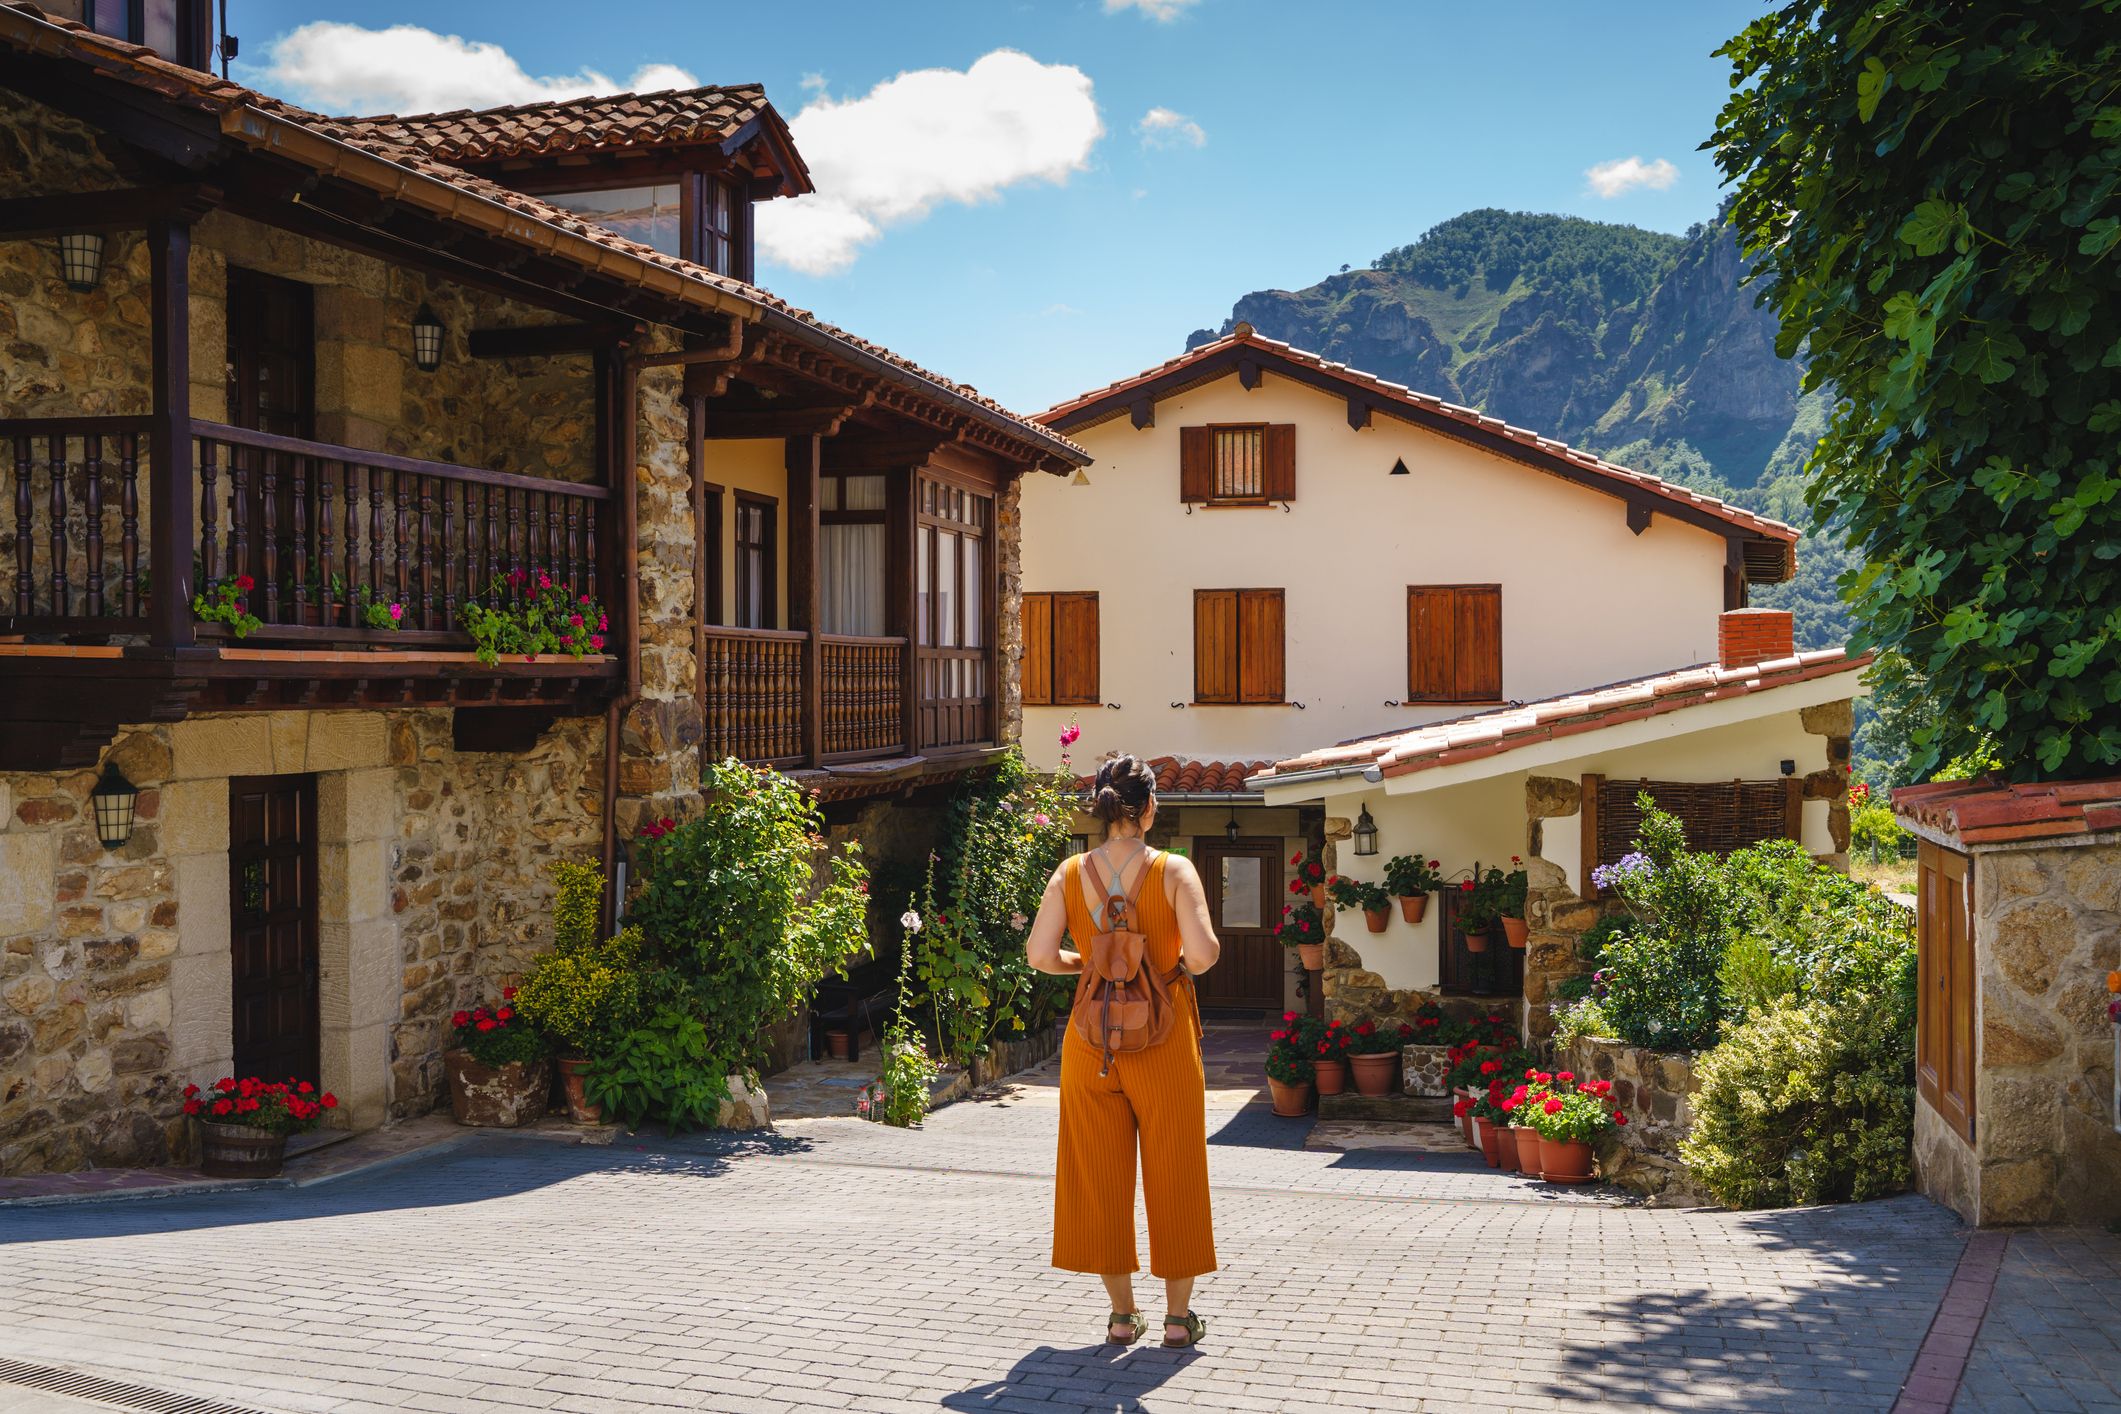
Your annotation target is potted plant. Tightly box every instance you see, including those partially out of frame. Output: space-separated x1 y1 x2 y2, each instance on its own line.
1346 1018 1412 1095
444 990 552 1127
192 573 262 639
1503 1075 1547 1173
184 1076 338 1178
459 569 610 667
1383 855 1446 924
1454 871 1499 952
1310 1015 1351 1096
1496 857 1530 948
1523 1068 1626 1183
1327 875 1394 934
513 925 641 1125
1472 1078 1519 1169
1265 1021 1315 1117
1275 899 1327 971
1289 848 1329 909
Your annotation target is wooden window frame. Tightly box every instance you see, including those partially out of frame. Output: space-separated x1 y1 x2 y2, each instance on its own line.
1181 423 1296 507
533 169 752 275
733 490 778 630
701 481 724 624
1193 587 1285 705
86 0 213 68
1022 590 1100 707
1406 583 1503 705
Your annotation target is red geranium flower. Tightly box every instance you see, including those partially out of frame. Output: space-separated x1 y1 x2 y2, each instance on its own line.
475 1018 496 1032
234 574 255 592
452 1010 470 1028
1614 1112 1628 1126
1542 1096 1564 1114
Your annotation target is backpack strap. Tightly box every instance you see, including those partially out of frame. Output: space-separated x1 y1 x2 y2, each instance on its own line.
1084 844 1156 932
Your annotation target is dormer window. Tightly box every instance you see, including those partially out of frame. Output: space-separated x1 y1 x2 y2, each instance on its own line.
545 184 683 259
86 0 213 69
543 174 749 278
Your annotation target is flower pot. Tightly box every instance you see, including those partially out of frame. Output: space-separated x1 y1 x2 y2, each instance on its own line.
196 1120 288 1179
1501 915 1529 949
1495 1123 1522 1173
1314 1058 1348 1096
1458 925 1489 954
1349 1052 1398 1097
557 1056 602 1124
1456 1088 1477 1146
445 1050 550 1128
1538 1135 1596 1183
1479 1118 1504 1168
824 1029 854 1060
1267 1076 1314 1117
1310 884 1327 910
1513 1125 1543 1174
1297 941 1325 971
1363 906 1390 934
1398 893 1429 925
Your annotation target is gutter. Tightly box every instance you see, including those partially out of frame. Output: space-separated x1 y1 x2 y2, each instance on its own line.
1243 762 1382 793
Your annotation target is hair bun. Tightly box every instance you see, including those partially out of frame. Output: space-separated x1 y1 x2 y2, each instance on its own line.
1089 754 1157 825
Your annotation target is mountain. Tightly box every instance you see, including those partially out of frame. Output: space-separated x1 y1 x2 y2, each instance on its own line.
1187 208 1814 492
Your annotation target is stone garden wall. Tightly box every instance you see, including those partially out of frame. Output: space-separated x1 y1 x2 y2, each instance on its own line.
1564 1035 1707 1204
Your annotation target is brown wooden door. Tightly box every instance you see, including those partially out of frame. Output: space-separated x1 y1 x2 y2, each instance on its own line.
227 267 315 439
229 775 320 1085
1194 837 1283 1012
1916 840 1976 1142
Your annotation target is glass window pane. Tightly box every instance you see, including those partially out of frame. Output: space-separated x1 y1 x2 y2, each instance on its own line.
917 528 933 645
142 0 180 56
936 533 957 647
544 185 683 257
962 536 982 648
1220 857 1264 929
843 475 886 511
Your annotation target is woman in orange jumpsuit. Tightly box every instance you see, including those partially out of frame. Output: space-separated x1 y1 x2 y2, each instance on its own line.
1025 754 1222 1348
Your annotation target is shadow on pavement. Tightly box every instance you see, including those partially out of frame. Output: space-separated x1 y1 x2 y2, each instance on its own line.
942 1340 1198 1413
0 1129 811 1247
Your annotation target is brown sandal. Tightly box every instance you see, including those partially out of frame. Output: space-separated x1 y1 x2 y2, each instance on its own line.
1162 1311 1206 1348
1106 1311 1143 1345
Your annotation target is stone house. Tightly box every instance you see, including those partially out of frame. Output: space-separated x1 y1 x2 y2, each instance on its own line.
1892 778 2121 1227
0 5 1085 1175
1020 327 1859 1029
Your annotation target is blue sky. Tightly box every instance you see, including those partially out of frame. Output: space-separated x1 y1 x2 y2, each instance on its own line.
229 0 1764 413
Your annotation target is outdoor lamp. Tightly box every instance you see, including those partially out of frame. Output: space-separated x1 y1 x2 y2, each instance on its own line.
1352 804 1379 857
58 233 106 292
412 304 445 372
90 765 139 850
1224 809 1241 843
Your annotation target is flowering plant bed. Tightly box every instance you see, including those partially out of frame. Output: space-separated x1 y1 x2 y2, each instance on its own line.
1274 899 1326 958
1347 1018 1413 1056
192 574 262 638
1516 1069 1628 1143
446 989 552 1128
450 990 547 1066
459 570 609 667
183 1076 339 1134
1289 849 1328 905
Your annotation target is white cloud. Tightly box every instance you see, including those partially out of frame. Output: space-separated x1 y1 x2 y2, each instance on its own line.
756 50 1103 276
799 72 828 95
1042 302 1082 317
248 21 697 114
1584 155 1680 199
1105 0 1200 20
1137 107 1206 150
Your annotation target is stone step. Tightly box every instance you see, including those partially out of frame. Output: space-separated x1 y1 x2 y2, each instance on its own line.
1318 1092 1455 1123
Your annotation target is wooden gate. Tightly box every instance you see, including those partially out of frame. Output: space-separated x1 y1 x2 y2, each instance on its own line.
1916 839 1976 1142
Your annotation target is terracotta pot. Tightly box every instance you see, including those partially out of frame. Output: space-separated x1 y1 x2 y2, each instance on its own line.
1398 893 1429 925
1310 884 1327 910
1496 1124 1524 1172
1501 915 1529 949
1297 940 1325 971
1538 1135 1596 1183
1349 1052 1398 1097
1459 925 1490 954
1363 906 1390 934
445 1050 550 1128
1513 1125 1543 1173
1314 1058 1348 1096
1267 1076 1314 1117
1479 1118 1505 1168
557 1056 602 1124
196 1120 288 1179
1457 1088 1477 1146
824 1029 853 1060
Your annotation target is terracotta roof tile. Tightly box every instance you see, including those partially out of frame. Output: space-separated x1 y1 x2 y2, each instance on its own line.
1040 326 1798 555
0 5 1081 465
1891 777 2121 847
1258 649 1872 785
334 86 773 163
1071 756 1277 797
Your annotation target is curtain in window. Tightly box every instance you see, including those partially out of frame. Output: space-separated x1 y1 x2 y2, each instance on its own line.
821 522 886 635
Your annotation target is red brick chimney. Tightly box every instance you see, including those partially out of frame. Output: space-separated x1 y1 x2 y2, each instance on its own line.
1719 608 1795 669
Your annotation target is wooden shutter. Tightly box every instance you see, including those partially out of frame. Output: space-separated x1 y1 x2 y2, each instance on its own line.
1916 841 1976 1143
1454 584 1501 701
1179 426 1212 503
1021 592 1053 706
1238 588 1285 703
1051 592 1100 706
1407 587 1458 700
1193 589 1239 703
1263 424 1296 501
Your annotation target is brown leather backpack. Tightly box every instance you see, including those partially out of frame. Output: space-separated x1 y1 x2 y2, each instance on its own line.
1069 847 1187 1074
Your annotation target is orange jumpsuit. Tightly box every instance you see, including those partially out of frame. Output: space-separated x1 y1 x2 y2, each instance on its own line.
1051 851 1218 1280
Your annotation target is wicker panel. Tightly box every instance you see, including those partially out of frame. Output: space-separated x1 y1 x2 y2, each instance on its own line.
1596 778 1792 862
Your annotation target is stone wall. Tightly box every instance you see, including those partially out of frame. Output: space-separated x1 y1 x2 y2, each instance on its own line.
1564 1035 1707 1205
1914 835 2121 1226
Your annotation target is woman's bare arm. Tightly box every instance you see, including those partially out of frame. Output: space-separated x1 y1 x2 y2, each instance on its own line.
1164 854 1221 975
1024 864 1084 976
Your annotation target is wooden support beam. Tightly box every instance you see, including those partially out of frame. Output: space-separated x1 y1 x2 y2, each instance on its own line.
467 322 635 358
1347 396 1373 431
820 431 959 473
786 434 824 768
1626 502 1654 536
0 184 211 239
888 466 919 757
1129 397 1155 430
1579 773 1604 903
1237 358 1263 391
702 403 863 439
146 218 194 649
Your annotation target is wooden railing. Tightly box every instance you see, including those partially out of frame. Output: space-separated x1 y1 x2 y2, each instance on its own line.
701 625 807 767
918 644 992 752
4 417 151 635
821 634 906 762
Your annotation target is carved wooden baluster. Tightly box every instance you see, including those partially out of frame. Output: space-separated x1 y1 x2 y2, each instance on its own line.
506 487 522 589
481 482 498 594
546 494 562 593
565 494 580 598
412 474 432 630
228 442 249 590
393 469 411 614
343 461 359 629
289 451 309 622
583 500 598 606
367 462 385 607
47 432 67 616
441 479 458 628
317 459 335 624
83 433 104 617
258 447 280 623
197 436 218 597
12 435 32 615
119 434 139 619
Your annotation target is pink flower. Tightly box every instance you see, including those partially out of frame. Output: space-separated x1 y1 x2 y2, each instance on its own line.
1032 813 1050 827
589 634 605 650
1058 723 1082 747
570 613 584 628
388 602 404 622
538 572 551 589
579 594 592 606
597 614 608 631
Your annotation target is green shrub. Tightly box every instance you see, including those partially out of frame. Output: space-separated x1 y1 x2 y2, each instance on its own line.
1716 931 1801 1032
1577 913 1636 966
588 1007 730 1132
1598 927 1724 1050
1551 995 1614 1050
514 924 648 1057
550 861 604 955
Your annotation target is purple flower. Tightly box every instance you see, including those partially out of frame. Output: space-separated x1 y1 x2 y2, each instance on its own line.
1590 852 1653 892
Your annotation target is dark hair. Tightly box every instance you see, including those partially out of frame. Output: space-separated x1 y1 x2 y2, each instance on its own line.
1090 755 1157 827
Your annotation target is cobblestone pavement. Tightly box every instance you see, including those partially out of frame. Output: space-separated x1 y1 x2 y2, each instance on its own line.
0 1027 2000 1414
1956 1228 2121 1413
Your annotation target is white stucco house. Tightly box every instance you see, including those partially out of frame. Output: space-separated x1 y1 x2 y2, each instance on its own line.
1022 326 1868 1026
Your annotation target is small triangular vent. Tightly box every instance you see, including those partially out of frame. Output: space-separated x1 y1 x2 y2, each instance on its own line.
1388 457 1410 476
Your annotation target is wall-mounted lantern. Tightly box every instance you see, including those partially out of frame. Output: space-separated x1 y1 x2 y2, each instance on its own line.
1352 803 1379 857
90 765 139 850
1224 808 1241 843
412 303 445 372
57 233 106 292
